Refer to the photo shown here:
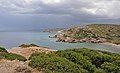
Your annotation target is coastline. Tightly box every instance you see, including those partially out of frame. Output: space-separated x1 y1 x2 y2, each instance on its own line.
99 42 120 48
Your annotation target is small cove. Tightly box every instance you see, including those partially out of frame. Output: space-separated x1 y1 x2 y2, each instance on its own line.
0 31 120 53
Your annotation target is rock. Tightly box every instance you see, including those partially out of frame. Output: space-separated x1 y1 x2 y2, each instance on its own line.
14 66 31 73
49 35 57 38
65 37 76 43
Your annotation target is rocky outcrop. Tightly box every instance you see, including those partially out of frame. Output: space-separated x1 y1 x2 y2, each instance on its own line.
56 36 106 43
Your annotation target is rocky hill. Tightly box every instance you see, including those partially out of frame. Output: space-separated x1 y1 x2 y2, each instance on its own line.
55 24 120 44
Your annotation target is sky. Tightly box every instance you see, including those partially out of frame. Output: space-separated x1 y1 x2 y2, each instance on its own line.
0 0 120 31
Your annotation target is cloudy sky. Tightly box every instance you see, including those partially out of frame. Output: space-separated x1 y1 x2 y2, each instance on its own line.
0 0 120 31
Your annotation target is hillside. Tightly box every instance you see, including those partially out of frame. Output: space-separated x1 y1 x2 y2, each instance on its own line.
0 44 53 73
0 45 120 73
29 48 120 73
55 24 120 44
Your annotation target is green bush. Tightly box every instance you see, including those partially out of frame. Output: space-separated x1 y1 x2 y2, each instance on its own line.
67 48 114 67
0 47 8 53
29 53 87 73
101 62 120 73
0 53 27 61
54 50 96 72
29 48 120 73
94 68 106 73
19 44 39 48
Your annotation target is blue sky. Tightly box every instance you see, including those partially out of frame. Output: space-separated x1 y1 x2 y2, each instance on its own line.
0 0 120 31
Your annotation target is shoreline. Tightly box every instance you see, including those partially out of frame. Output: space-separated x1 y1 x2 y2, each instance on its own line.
99 42 120 48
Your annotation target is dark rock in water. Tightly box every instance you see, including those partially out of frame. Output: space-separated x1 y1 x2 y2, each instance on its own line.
56 37 106 43
49 35 57 38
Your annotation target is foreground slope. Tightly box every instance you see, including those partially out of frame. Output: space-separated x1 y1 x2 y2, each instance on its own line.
29 48 120 73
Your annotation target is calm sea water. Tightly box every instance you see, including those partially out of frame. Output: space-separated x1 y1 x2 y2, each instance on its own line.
0 31 120 53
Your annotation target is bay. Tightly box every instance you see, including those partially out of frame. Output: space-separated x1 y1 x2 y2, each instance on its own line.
0 31 120 53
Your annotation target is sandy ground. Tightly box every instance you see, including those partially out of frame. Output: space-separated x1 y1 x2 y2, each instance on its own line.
0 59 40 73
8 47 55 59
0 46 55 73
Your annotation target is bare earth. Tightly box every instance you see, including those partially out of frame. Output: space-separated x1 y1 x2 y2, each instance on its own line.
0 59 40 73
8 47 55 59
0 46 55 73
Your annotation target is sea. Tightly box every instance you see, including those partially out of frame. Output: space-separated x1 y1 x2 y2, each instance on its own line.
0 31 120 53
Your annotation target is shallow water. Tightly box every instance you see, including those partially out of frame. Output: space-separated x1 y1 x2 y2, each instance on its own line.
0 31 120 53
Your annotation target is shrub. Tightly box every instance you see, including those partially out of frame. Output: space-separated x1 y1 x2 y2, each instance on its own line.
94 68 106 73
101 62 120 73
19 44 39 48
0 53 27 61
29 48 120 73
0 47 8 53
67 48 114 67
54 50 96 72
29 53 87 73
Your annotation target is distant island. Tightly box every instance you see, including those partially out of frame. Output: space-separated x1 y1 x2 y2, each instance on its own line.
53 24 120 45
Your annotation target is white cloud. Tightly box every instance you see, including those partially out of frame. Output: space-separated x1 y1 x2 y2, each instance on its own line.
0 0 120 19
82 0 120 18
41 0 63 4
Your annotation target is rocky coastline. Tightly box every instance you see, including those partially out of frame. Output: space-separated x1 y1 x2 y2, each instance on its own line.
50 24 120 45
50 33 106 43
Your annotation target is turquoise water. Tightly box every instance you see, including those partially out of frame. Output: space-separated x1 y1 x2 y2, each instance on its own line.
0 31 120 53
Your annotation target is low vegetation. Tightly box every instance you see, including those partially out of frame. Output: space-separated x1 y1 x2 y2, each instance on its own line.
19 44 39 48
0 47 8 53
1 45 120 73
0 53 27 61
29 53 87 73
29 48 120 73
0 47 27 61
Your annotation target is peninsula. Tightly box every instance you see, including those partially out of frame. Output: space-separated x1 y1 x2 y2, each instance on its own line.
54 24 120 45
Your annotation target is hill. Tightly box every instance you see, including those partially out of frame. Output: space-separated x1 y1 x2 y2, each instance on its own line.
55 24 120 44
29 48 120 73
0 45 120 73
